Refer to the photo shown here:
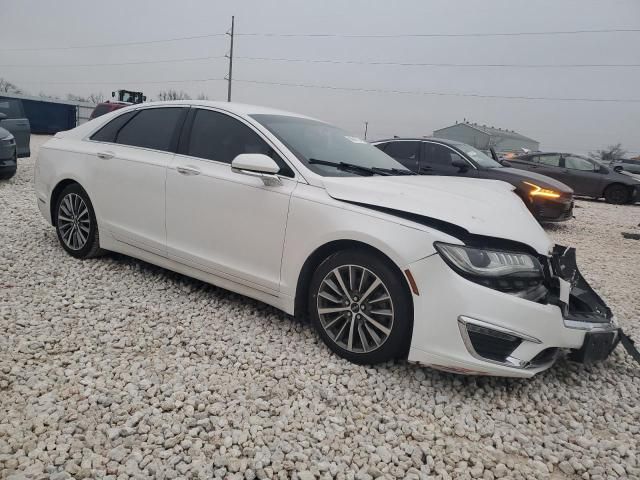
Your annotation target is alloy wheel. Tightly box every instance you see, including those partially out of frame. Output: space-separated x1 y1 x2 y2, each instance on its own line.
57 193 91 250
316 264 394 353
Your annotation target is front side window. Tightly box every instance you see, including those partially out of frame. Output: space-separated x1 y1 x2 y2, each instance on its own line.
422 143 466 167
564 155 595 171
251 114 408 177
383 141 419 161
115 108 185 152
185 109 294 176
535 154 561 167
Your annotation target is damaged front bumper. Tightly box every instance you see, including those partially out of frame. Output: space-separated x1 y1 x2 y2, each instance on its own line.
546 245 619 363
406 243 621 377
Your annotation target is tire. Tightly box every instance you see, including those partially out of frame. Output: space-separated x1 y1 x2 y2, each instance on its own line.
603 183 630 205
308 249 412 365
0 152 17 179
54 183 104 259
0 168 16 180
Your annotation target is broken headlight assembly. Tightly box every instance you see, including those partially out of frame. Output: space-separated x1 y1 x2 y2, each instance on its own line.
434 242 546 300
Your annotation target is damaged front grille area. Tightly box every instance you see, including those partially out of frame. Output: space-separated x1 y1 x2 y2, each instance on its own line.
544 245 613 324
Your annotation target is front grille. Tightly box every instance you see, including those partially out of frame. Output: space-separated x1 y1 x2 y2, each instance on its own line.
466 324 522 363
534 199 573 220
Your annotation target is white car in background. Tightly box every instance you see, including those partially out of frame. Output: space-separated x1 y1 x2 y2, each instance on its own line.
34 101 619 377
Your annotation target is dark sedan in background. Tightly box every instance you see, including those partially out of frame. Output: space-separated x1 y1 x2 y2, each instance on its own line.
508 152 639 204
0 126 17 179
373 138 574 222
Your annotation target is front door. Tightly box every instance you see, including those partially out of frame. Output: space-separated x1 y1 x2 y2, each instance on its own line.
166 108 297 293
559 155 606 197
420 141 476 176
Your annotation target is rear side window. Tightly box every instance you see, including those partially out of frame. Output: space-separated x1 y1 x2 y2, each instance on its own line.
0 99 25 118
90 111 137 142
185 109 293 176
116 108 185 152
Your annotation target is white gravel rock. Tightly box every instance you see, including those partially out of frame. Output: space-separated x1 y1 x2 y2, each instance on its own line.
0 135 638 479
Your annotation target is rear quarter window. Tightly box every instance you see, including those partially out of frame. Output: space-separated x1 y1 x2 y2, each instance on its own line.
90 111 137 143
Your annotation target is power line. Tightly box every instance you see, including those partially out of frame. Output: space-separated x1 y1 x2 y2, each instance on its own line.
236 56 640 69
0 56 225 68
235 28 640 38
236 78 640 103
0 33 225 52
12 77 225 86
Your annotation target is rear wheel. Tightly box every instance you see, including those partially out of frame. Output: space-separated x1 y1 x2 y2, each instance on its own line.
604 184 630 204
308 249 412 365
55 183 103 259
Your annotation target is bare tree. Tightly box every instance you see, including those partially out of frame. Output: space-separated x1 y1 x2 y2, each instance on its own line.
157 89 191 101
196 93 210 100
67 93 89 102
589 143 628 162
87 92 105 104
38 91 60 100
0 78 23 94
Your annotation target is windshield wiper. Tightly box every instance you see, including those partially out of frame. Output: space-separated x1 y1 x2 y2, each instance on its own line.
308 158 390 176
371 167 417 176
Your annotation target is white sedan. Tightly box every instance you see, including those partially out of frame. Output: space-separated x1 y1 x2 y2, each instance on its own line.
34 101 619 377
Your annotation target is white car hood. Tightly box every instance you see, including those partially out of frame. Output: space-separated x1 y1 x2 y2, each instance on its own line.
322 175 552 255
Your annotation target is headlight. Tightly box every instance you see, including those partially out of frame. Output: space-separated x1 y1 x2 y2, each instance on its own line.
434 242 546 299
523 181 560 199
0 137 15 146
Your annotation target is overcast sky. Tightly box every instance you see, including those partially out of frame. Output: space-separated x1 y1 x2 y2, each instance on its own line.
1 0 639 155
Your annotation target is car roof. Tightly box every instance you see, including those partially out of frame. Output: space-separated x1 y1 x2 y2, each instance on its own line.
133 100 318 120
372 137 468 146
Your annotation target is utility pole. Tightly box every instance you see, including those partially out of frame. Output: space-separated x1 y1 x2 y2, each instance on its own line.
363 121 369 140
226 16 235 102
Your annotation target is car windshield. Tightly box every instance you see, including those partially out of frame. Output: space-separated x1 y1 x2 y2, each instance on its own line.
250 114 409 176
453 143 503 168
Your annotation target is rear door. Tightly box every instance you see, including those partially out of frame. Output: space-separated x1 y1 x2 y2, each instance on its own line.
0 99 30 157
86 106 188 255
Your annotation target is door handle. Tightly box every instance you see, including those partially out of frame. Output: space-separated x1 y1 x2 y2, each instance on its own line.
97 151 114 160
176 166 201 176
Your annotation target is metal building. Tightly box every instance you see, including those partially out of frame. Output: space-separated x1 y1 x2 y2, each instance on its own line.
0 93 94 134
433 121 539 153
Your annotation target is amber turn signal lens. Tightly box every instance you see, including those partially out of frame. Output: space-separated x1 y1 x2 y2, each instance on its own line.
523 181 561 199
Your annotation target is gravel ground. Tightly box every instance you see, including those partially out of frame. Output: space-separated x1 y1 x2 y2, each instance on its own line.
1 135 638 480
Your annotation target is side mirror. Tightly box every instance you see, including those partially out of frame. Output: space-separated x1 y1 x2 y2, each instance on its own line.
599 165 610 174
142 96 147 102
451 158 469 172
500 159 513 167
231 153 282 186
0 112 6 120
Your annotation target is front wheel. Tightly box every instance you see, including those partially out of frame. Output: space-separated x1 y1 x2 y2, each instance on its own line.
55 183 103 259
604 184 630 204
308 249 412 365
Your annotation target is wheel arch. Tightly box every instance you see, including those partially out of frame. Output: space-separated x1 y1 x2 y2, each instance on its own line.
293 239 415 356
50 179 81 226
603 182 634 202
